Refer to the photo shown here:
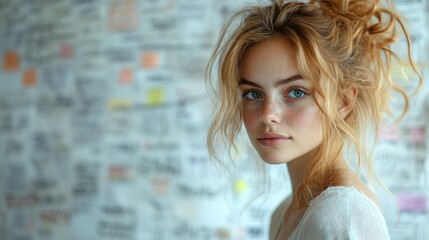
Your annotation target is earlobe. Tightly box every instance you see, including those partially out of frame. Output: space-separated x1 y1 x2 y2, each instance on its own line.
339 86 358 119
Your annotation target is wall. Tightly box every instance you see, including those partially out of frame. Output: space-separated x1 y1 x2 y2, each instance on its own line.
0 0 428 240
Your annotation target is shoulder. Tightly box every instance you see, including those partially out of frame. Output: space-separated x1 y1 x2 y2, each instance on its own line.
292 186 390 240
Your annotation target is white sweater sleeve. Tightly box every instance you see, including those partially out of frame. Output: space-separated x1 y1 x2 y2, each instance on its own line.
291 187 390 240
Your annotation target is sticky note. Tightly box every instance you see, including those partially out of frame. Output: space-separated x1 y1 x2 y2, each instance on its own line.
3 51 20 71
379 126 400 142
409 127 425 143
119 68 133 84
59 42 74 59
141 52 159 69
396 192 427 212
390 62 421 82
107 99 132 109
22 69 37 87
146 88 165 106
234 179 248 194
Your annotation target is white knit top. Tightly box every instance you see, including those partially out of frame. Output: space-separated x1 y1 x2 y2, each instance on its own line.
270 186 390 240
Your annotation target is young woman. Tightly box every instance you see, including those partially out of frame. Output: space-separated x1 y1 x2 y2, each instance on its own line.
206 0 422 239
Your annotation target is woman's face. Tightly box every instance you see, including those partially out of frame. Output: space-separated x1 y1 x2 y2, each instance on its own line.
239 39 323 164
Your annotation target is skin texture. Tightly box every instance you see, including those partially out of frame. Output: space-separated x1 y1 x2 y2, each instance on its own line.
239 38 323 166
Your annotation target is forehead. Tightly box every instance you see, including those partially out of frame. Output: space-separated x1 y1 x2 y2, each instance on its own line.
240 38 299 82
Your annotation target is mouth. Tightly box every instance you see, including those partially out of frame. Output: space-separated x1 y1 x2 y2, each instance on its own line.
256 132 291 147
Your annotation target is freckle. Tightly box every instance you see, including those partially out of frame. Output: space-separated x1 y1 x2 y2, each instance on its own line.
286 108 301 120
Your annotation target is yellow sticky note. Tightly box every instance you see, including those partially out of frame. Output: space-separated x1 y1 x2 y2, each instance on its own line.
107 99 132 109
234 179 248 194
390 62 423 82
147 88 165 106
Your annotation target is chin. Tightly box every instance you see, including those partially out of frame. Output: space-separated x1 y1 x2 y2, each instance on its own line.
262 159 287 165
257 151 292 165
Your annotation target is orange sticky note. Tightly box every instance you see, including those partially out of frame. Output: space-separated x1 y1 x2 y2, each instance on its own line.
141 52 159 69
22 69 37 87
3 51 20 71
119 68 133 84
59 42 74 59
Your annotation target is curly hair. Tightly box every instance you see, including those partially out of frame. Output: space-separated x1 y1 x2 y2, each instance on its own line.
206 0 422 207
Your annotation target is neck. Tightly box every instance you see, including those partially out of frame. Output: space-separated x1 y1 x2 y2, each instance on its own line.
286 147 349 208
286 147 319 201
287 148 350 206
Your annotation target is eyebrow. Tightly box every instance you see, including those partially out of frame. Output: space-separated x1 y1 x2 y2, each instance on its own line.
239 74 303 88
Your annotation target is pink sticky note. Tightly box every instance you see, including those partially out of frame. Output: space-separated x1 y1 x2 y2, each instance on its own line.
379 126 400 142
396 192 427 212
409 127 426 144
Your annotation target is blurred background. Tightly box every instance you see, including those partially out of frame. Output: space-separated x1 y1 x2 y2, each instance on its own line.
0 0 428 239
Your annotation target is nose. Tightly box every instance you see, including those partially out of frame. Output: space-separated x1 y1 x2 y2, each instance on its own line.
260 97 282 125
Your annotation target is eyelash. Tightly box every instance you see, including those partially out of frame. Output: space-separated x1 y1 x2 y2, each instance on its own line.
241 88 308 100
287 89 307 99
242 91 263 99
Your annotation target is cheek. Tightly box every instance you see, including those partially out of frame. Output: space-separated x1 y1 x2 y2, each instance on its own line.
242 109 258 129
286 104 322 131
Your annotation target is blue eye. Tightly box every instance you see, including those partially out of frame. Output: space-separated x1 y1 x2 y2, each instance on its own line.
287 89 306 98
243 91 263 99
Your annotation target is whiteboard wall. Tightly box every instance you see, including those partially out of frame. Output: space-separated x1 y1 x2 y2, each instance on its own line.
0 0 428 239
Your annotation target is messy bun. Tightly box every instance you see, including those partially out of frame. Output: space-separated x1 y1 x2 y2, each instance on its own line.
206 0 422 207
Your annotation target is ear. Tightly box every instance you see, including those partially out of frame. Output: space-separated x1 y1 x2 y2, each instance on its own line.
339 86 358 119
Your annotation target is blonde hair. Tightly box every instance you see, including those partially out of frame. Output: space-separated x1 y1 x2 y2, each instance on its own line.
206 0 422 207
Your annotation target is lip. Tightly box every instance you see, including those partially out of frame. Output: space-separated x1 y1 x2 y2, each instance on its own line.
257 132 291 147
